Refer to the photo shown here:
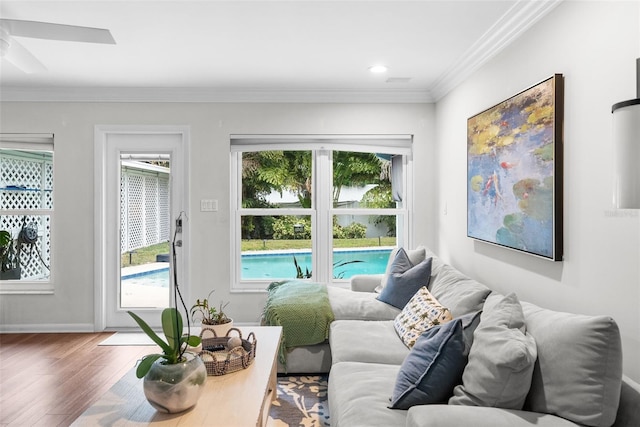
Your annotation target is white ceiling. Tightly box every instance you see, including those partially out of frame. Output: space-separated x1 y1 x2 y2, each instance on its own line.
0 1 561 102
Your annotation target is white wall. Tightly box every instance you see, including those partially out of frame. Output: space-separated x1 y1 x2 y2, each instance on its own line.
434 1 640 381
0 102 436 329
2 0 638 383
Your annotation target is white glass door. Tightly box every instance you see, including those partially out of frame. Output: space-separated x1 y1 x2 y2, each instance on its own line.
95 126 189 330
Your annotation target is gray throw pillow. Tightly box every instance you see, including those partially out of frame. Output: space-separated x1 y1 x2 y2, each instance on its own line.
427 261 491 318
378 246 426 292
449 292 537 410
390 311 482 409
377 249 432 309
522 301 622 427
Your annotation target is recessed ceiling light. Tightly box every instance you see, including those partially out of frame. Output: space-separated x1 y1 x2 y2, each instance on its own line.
369 65 388 73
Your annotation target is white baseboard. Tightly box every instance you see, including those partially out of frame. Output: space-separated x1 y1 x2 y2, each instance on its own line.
0 321 261 333
0 323 95 333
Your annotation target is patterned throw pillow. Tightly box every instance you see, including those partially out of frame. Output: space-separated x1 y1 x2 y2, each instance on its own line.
394 286 453 348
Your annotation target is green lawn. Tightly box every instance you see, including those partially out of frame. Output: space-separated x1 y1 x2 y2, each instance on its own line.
241 237 396 251
122 237 395 267
121 242 170 267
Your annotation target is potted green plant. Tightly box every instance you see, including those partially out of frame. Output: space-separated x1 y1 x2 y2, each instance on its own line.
127 308 207 413
0 230 20 280
190 290 233 337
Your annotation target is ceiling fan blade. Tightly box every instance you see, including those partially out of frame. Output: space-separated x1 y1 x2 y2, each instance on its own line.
0 19 115 44
4 37 47 73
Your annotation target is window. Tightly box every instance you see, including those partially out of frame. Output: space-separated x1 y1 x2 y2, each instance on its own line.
231 135 412 290
0 134 54 294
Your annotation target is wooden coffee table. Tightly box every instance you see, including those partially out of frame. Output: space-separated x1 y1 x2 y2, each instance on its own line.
72 326 282 427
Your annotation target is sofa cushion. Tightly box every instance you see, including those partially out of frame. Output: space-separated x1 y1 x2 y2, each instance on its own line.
377 250 432 309
390 311 482 409
330 320 410 365
615 376 640 427
425 248 491 318
328 286 400 321
522 300 622 427
328 362 407 427
450 292 537 410
378 246 427 292
394 286 453 348
406 405 580 427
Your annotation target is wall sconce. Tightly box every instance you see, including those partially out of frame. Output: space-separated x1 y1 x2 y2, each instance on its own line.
612 58 640 209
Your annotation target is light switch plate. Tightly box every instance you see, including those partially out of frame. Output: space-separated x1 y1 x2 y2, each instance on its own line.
201 199 218 212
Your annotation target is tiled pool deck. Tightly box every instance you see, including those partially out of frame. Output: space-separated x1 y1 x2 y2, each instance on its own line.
120 262 170 308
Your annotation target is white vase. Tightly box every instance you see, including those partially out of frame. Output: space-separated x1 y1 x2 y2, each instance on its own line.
143 352 207 413
201 319 234 338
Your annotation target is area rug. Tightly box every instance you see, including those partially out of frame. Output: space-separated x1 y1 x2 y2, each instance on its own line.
268 375 331 427
98 332 156 346
99 327 209 346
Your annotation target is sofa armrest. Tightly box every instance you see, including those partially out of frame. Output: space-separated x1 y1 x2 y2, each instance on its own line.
613 375 640 427
350 274 383 292
406 405 578 427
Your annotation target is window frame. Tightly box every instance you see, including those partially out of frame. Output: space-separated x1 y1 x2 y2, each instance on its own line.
230 134 413 291
0 133 55 294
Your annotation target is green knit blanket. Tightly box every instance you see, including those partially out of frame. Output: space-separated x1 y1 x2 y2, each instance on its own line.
262 281 335 367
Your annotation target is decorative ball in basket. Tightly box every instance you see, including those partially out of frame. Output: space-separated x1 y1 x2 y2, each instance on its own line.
198 327 257 376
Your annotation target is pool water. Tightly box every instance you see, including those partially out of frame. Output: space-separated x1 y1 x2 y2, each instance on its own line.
241 249 392 280
121 268 170 288
121 248 393 284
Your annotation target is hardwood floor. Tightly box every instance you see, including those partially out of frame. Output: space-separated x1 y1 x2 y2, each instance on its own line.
0 333 157 426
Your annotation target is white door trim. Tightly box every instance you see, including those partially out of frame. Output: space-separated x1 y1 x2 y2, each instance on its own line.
94 125 190 331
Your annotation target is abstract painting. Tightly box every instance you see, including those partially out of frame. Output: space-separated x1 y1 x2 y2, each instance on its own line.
467 74 563 260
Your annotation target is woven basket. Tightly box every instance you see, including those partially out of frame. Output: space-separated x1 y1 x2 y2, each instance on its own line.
198 327 257 376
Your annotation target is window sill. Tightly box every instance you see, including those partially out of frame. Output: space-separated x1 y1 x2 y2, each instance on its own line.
0 282 54 295
231 280 352 293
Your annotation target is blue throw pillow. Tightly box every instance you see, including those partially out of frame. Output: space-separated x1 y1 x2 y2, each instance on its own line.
389 311 482 409
377 249 432 309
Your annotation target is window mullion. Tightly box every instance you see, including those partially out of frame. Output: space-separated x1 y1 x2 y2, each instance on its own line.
238 208 311 216
314 149 332 284
230 152 241 289
328 208 407 216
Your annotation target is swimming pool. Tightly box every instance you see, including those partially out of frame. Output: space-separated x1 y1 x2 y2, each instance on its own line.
120 248 393 284
241 248 392 280
121 268 170 287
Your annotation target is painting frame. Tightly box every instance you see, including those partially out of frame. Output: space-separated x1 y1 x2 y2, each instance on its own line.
467 74 564 261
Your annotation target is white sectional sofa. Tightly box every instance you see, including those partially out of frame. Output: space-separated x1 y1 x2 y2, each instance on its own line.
279 247 640 427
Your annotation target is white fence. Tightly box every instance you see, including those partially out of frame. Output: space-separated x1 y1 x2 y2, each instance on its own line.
1 154 170 279
0 150 53 280
120 162 170 254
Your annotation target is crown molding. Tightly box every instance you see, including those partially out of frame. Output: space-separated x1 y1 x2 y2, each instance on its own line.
1 0 561 104
429 0 563 101
0 86 433 103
